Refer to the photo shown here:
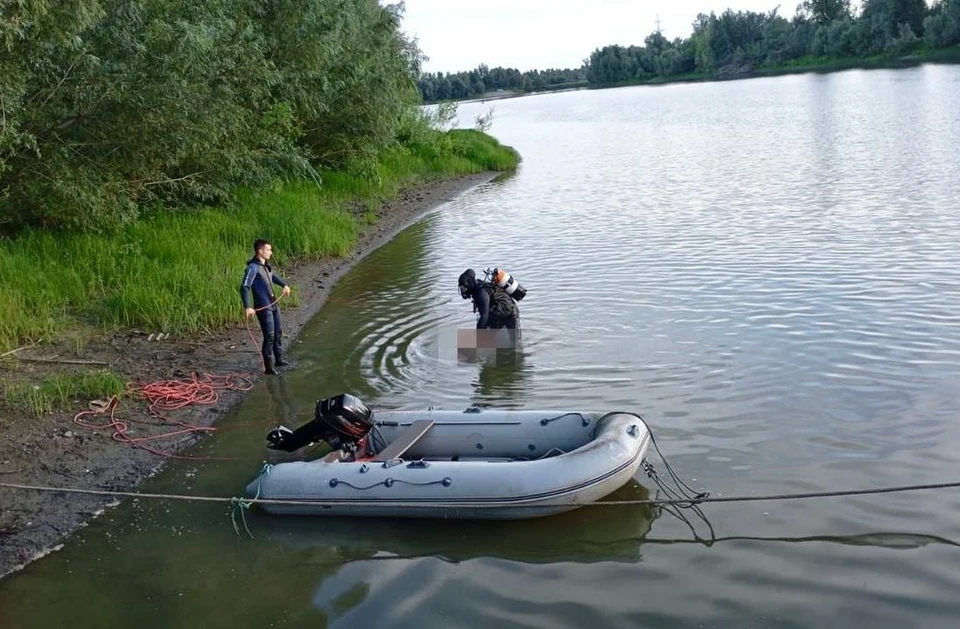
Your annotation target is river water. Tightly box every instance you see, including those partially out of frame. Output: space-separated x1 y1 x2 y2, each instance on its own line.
2 64 960 628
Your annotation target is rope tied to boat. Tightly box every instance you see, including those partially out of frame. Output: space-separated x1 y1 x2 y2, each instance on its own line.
230 462 271 538
5 477 960 543
5 478 960 508
6 412 960 540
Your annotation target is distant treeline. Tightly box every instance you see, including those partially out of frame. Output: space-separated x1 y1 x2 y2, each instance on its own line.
417 66 587 102
417 0 960 101
0 1 443 232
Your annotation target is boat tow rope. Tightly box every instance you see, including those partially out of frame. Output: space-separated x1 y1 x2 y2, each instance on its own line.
4 476 960 541
6 411 960 538
3 478 960 510
4 475 960 543
635 415 718 541
230 463 270 539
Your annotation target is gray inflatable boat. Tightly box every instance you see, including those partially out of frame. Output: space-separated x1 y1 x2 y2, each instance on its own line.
244 394 651 520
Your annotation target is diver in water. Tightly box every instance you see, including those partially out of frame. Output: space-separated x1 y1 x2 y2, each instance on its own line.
458 268 524 339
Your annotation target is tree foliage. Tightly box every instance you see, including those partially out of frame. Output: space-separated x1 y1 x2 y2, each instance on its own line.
924 0 960 46
416 64 587 103
0 0 429 231
579 1 943 86
800 0 852 25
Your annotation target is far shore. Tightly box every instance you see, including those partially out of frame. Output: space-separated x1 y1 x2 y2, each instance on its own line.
427 47 960 106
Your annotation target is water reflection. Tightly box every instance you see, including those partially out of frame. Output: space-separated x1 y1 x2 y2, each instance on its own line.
258 479 658 565
264 370 296 425
450 322 532 408
468 345 530 407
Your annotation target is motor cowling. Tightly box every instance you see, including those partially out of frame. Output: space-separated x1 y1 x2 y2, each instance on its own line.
266 393 373 453
492 268 526 301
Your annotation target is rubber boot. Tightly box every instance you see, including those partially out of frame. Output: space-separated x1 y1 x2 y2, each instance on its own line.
264 356 278 375
274 349 289 367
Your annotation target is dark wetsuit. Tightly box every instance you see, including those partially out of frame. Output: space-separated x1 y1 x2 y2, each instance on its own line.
240 258 288 365
470 282 519 331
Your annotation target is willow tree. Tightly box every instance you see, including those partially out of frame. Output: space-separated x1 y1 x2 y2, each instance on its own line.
0 0 428 232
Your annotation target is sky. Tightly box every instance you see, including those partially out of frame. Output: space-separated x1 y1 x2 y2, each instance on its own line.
398 0 796 74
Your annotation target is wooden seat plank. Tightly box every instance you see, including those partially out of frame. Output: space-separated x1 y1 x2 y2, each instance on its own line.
371 419 435 462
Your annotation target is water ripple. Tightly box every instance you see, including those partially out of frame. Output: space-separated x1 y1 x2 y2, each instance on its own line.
293 65 960 628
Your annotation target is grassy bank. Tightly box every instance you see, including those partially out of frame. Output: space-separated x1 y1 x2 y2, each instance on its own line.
0 130 519 352
2 370 127 418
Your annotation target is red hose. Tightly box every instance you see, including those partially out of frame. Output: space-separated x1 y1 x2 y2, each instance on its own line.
73 372 256 461
71 294 290 461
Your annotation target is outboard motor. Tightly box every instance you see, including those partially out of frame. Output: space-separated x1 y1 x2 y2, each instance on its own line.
490 267 527 301
266 393 373 453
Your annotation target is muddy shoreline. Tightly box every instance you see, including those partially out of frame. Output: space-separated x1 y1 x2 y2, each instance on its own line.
0 171 499 581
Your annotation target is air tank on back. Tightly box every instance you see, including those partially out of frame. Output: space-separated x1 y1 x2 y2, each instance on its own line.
492 268 526 301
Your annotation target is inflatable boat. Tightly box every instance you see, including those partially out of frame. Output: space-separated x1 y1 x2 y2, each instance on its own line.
244 393 651 520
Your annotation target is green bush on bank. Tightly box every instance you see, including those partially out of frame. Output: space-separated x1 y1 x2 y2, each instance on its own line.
0 0 521 351
1 0 430 232
0 130 519 351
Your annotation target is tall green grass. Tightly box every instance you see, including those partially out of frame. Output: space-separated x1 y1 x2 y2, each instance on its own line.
0 131 519 350
2 370 127 418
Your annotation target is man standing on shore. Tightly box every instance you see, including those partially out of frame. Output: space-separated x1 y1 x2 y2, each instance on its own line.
240 238 291 375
